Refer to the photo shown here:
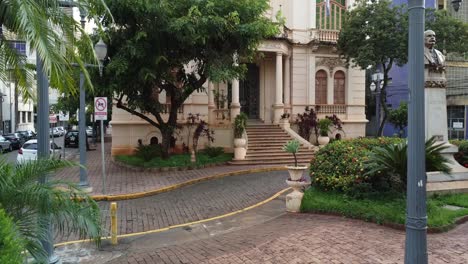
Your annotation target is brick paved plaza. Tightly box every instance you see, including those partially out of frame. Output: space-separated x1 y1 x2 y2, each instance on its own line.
54 152 468 263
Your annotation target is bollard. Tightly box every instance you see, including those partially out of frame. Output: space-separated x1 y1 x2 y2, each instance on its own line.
110 202 117 245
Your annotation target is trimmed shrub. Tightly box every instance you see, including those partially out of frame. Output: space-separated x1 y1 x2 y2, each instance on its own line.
0 208 23 264
203 146 224 157
310 137 403 196
136 144 163 161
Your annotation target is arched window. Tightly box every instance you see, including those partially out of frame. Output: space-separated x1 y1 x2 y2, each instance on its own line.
315 70 328 105
334 71 345 104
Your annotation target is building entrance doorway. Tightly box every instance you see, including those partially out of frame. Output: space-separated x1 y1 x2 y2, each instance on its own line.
239 64 260 119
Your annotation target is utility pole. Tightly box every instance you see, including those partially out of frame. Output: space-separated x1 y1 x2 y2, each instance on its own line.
404 0 427 263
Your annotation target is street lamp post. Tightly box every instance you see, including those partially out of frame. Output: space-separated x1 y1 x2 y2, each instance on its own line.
405 0 427 262
370 71 384 137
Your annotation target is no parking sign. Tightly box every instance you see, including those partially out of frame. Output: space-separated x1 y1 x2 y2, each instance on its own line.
94 97 108 121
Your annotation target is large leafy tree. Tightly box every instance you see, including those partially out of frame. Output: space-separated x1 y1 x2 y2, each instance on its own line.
0 0 110 98
338 0 408 136
98 0 278 157
338 0 468 136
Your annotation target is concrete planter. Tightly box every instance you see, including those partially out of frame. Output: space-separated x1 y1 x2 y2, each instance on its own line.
233 138 247 160
317 136 330 146
285 165 308 181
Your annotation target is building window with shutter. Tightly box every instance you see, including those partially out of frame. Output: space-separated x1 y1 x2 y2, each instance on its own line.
334 71 345 104
315 70 328 105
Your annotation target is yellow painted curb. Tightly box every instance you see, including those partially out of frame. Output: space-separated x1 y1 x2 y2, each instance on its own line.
91 166 287 201
55 187 291 247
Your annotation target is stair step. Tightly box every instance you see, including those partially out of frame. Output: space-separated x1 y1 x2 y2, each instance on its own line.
246 152 314 158
239 155 313 161
247 149 315 154
248 139 292 143
229 159 311 166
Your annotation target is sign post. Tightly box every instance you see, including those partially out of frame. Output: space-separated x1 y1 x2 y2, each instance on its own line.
59 112 69 159
49 114 57 157
94 97 108 194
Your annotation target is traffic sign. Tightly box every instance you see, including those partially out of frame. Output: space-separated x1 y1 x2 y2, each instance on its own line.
58 111 69 121
94 97 108 121
49 114 57 124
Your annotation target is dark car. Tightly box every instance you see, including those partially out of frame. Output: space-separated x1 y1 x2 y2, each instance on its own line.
64 130 79 148
3 133 26 149
17 130 36 140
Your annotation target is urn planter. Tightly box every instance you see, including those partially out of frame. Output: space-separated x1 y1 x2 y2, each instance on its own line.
285 165 308 181
233 138 247 160
317 136 330 146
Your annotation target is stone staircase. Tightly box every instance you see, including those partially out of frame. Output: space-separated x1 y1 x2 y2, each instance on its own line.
229 123 316 166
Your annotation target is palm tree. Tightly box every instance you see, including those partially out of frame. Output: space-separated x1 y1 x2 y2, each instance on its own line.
0 0 110 98
0 159 102 262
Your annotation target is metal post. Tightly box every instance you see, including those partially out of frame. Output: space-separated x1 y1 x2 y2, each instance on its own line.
100 120 106 194
405 0 427 263
37 53 59 264
376 82 381 137
78 10 90 191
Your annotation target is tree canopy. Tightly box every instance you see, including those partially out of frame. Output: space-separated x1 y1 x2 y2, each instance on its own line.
98 0 279 157
338 0 468 136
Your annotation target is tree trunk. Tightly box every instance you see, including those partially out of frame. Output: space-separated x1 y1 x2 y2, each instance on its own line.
160 128 172 159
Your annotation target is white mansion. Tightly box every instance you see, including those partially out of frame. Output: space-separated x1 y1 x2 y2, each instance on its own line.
110 0 366 156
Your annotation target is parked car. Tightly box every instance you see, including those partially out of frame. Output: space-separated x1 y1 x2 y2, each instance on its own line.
17 130 36 140
4 133 26 146
0 136 13 152
3 134 23 150
86 126 93 137
16 139 62 164
64 130 79 148
49 127 61 137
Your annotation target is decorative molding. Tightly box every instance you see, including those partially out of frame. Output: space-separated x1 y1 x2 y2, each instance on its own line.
425 80 447 89
316 57 345 75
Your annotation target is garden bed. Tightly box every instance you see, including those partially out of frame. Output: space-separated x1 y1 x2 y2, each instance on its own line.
115 153 233 171
300 187 468 232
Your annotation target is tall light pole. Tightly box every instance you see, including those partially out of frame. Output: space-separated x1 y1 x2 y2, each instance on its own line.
405 0 427 263
370 71 384 137
37 53 59 264
78 8 91 191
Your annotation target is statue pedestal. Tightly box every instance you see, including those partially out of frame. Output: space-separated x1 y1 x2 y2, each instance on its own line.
424 68 468 189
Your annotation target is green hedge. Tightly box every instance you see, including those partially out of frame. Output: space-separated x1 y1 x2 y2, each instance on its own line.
0 208 23 264
310 137 403 196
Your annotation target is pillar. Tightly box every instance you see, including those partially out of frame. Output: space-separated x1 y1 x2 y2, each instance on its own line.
284 55 291 113
273 52 284 124
231 79 240 120
207 81 216 124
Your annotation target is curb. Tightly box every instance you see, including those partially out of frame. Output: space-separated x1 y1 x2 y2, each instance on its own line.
91 166 287 201
55 187 291 247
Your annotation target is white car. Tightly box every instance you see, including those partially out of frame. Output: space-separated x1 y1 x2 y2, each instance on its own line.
16 139 62 164
56 126 66 136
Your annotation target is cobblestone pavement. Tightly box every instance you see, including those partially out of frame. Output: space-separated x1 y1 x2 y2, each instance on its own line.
106 213 468 264
98 170 288 236
53 142 280 196
56 170 291 243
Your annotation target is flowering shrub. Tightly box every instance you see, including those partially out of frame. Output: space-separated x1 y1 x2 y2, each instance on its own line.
450 140 468 168
310 137 403 196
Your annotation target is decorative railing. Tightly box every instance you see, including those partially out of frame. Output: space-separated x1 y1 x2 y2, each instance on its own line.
317 29 340 43
213 109 230 121
310 104 347 114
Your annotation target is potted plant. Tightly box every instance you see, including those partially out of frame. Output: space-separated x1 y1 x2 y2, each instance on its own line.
233 113 248 159
317 118 332 145
283 139 308 181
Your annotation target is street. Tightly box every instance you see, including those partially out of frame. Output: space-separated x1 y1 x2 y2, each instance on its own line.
0 135 80 164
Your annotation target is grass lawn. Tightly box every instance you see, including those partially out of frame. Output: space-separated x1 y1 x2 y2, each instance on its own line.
301 187 468 229
116 153 233 168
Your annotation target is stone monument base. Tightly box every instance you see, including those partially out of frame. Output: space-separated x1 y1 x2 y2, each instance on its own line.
427 142 468 194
